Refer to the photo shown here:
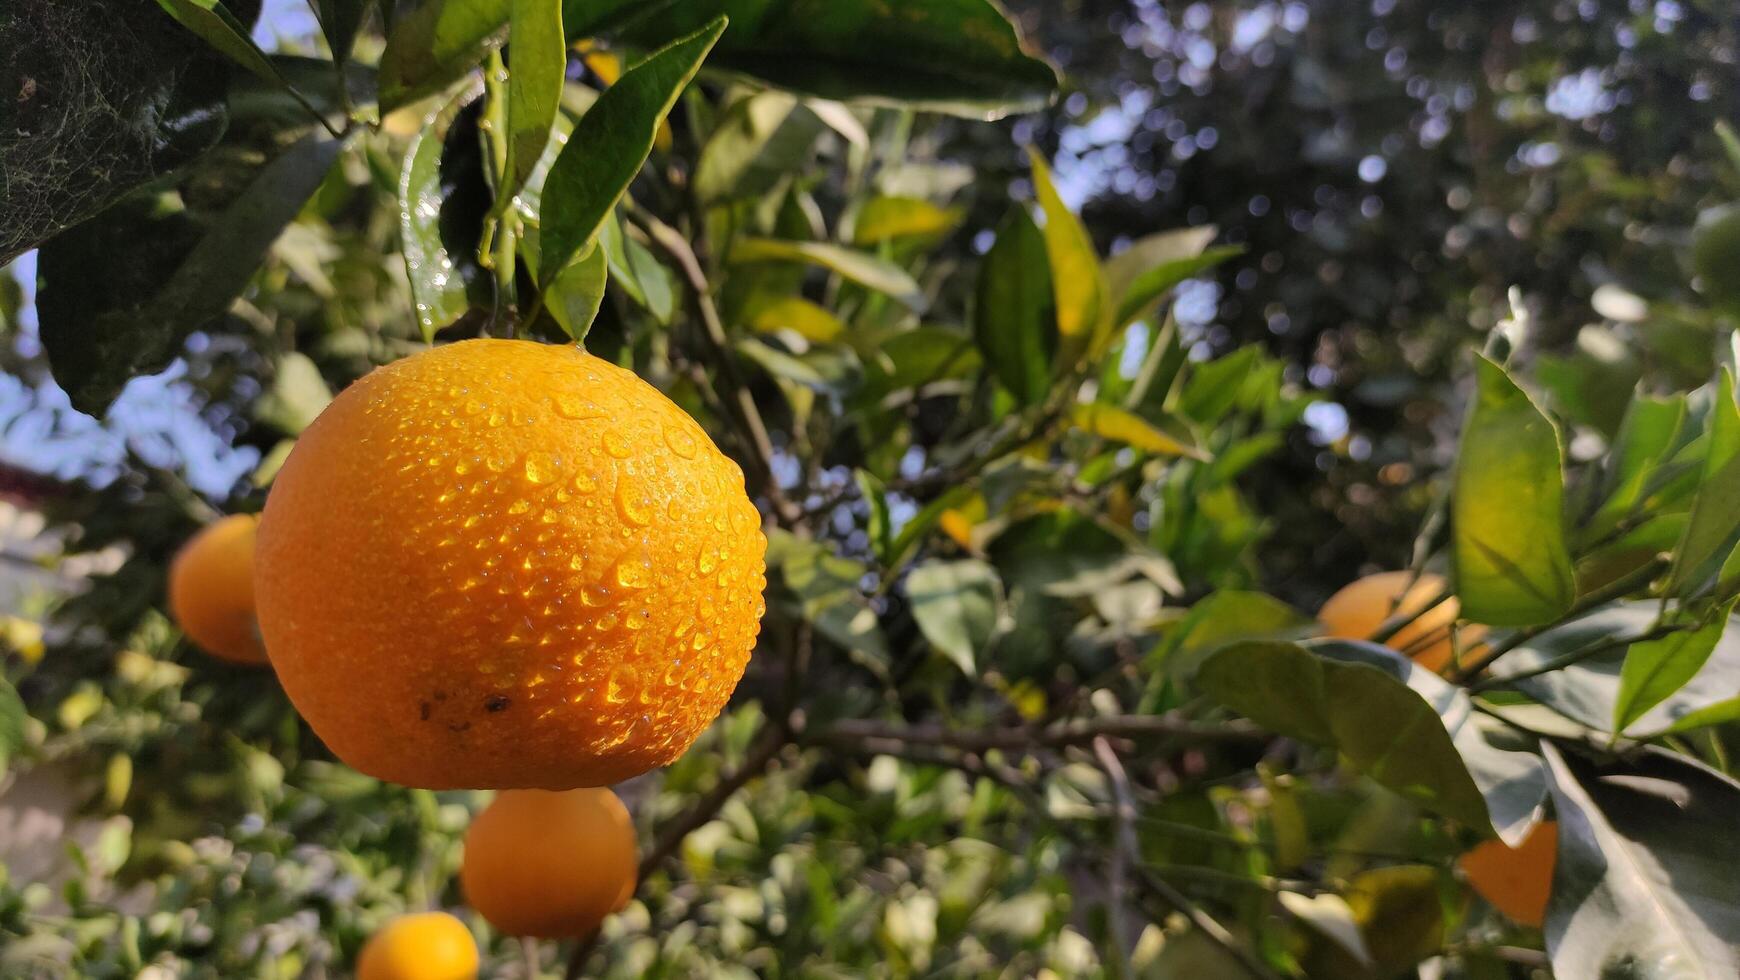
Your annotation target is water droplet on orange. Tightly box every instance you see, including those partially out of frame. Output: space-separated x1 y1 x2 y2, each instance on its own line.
662 424 698 459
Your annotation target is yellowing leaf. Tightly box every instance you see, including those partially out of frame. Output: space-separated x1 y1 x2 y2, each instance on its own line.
854 196 964 246
1027 149 1105 348
745 296 845 342
1070 403 1207 460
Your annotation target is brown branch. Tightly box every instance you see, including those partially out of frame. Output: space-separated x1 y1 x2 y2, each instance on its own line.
1092 737 1136 979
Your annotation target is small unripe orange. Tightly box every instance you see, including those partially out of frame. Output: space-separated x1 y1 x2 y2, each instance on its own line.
357 911 478 980
1319 571 1480 673
168 514 267 664
461 787 638 938
1458 819 1558 927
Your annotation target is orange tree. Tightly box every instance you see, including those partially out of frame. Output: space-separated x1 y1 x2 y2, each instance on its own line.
1 2 1739 978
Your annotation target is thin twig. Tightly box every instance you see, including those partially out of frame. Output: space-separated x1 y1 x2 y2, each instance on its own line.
1450 555 1670 681
1092 737 1137 979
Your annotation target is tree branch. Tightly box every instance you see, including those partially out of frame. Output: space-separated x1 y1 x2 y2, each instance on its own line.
1092 737 1137 979
812 714 1264 754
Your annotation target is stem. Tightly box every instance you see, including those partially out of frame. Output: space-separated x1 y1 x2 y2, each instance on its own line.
1092 737 1136 979
812 714 1263 754
480 50 517 335
1450 554 1670 681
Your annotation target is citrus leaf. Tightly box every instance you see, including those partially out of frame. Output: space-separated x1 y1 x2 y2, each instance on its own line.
728 238 922 308
853 196 964 247
1027 149 1104 350
0 675 24 777
504 0 566 195
694 92 825 205
544 243 607 343
1069 403 1208 460
153 0 281 86
599 209 675 322
1586 392 1687 541
1452 353 1575 626
379 0 509 110
745 296 844 343
1542 744 1740 979
255 352 334 436
1614 599 1735 734
314 0 371 64
973 205 1055 405
907 559 1001 676
766 529 889 680
398 83 490 343
540 17 725 286
1107 239 1242 329
1668 370 1740 596
579 0 1058 119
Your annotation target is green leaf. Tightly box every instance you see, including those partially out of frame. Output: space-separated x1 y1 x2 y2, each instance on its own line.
504 0 566 195
153 0 282 86
544 243 608 343
1451 353 1575 626
744 296 845 343
584 0 1058 119
540 18 725 285
695 92 825 205
0 676 24 776
379 0 510 110
1495 602 1740 737
1614 599 1736 734
857 327 980 405
600 209 676 322
1027 150 1104 352
1103 227 1236 328
314 0 372 64
1069 403 1207 460
973 206 1055 405
1669 370 1740 596
1177 345 1261 425
766 529 889 680
728 238 923 308
1198 640 1528 834
1147 590 1315 686
854 197 964 247
855 469 892 563
1542 745 1740 979
1 1 231 264
907 560 1001 676
255 352 334 435
42 136 344 414
398 84 490 342
1339 866 1445 977
1586 392 1687 539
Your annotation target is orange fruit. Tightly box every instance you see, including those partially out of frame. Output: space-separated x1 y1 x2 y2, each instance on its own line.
357 911 479 980
461 787 638 938
255 340 767 790
168 514 267 664
1318 571 1479 673
1458 819 1558 927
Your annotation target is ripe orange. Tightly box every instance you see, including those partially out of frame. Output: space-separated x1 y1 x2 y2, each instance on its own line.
1458 819 1558 927
461 787 638 938
357 911 479 980
254 340 767 789
168 514 267 664
1318 571 1477 673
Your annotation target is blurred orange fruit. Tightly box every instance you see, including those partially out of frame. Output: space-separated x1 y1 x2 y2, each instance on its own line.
255 340 767 789
357 911 478 980
1319 571 1479 673
169 514 267 664
461 787 638 938
1458 819 1558 927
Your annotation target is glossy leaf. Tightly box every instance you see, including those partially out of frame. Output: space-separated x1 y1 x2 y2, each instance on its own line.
544 243 608 343
1103 227 1238 328
398 84 490 342
973 206 1055 405
1069 403 1207 460
1028 150 1104 350
1542 745 1740 979
540 18 725 285
314 0 371 64
1451 353 1575 626
505 0 566 195
1496 603 1740 737
1614 599 1735 734
379 0 509 110
1149 590 1315 686
907 559 1001 676
600 210 675 322
853 197 964 247
582 0 1058 119
1588 392 1686 537
695 92 825 205
1669 370 1740 596
728 238 922 308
